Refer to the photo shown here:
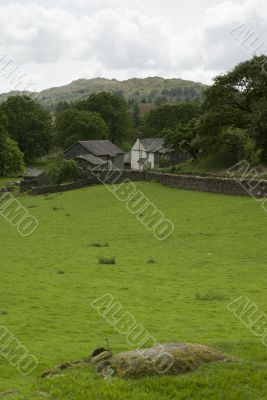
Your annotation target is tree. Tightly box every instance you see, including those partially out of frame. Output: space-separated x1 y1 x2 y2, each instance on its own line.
76 92 130 144
164 120 200 162
143 103 202 137
132 103 142 130
199 55 267 161
0 96 52 161
55 109 109 148
48 160 81 185
0 124 24 176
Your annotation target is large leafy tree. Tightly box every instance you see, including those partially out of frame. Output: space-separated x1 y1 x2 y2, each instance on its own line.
199 55 267 161
0 114 24 176
55 109 109 148
164 120 200 162
143 103 202 137
0 96 52 161
77 92 130 144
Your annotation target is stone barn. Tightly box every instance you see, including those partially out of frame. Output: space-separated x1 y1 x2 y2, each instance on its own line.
64 140 125 170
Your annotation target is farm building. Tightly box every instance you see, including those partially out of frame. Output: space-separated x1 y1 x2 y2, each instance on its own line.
64 140 124 170
131 138 188 170
20 169 48 191
131 138 167 170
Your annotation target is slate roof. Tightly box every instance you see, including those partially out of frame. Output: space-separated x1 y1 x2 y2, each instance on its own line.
140 138 165 153
75 154 107 166
23 169 45 178
77 140 124 157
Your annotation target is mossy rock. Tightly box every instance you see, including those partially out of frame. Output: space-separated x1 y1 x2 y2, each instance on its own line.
91 343 236 379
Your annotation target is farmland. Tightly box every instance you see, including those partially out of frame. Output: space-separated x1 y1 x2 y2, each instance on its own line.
0 182 267 399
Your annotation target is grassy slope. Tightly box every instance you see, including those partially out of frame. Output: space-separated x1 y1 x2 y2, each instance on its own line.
0 183 267 399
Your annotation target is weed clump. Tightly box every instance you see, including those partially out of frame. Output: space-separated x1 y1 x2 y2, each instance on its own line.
99 257 116 265
195 290 229 302
89 242 109 248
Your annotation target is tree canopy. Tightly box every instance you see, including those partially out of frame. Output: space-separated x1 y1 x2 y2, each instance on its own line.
143 103 202 137
0 96 52 161
198 55 267 162
165 56 267 167
76 92 130 144
55 109 109 148
0 120 24 176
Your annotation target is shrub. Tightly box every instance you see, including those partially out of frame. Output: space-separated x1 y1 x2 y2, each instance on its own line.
48 160 81 185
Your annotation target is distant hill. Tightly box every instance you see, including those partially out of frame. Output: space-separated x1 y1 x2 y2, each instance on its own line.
0 77 208 111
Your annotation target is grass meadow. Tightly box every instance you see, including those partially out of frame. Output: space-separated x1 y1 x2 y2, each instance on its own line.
0 182 267 399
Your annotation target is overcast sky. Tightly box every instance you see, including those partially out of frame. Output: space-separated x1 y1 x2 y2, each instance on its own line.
0 0 266 92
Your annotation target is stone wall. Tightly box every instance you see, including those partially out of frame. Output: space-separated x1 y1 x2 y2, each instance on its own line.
29 178 99 195
26 169 267 198
145 171 267 198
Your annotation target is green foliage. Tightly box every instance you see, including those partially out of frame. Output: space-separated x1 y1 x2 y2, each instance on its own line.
132 103 142 129
198 55 267 163
143 103 202 137
164 120 200 162
0 124 25 176
1 137 25 176
48 160 81 185
0 96 52 161
77 92 131 144
55 108 109 148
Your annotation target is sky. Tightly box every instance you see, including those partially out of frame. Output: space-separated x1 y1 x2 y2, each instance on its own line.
0 0 266 93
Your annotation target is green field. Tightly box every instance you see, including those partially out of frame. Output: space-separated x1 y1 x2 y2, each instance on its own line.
0 182 267 399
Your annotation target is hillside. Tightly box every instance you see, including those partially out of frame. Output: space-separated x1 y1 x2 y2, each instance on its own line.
0 77 208 111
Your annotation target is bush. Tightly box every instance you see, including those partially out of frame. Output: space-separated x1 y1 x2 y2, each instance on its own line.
48 160 81 185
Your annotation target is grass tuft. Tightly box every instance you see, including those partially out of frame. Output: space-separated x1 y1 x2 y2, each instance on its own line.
195 290 229 302
147 257 157 264
89 242 109 248
99 257 116 265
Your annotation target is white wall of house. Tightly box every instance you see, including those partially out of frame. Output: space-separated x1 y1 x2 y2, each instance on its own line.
147 152 155 168
131 139 147 170
131 139 159 170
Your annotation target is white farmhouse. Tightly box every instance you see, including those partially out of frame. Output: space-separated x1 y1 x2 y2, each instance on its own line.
131 138 166 170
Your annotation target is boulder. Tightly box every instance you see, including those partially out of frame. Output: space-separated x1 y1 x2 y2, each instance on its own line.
91 343 236 379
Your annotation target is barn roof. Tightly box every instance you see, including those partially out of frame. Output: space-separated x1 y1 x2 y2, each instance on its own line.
78 140 124 157
75 154 107 166
23 169 45 178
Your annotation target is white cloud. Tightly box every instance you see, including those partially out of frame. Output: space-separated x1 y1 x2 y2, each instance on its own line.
0 0 266 91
